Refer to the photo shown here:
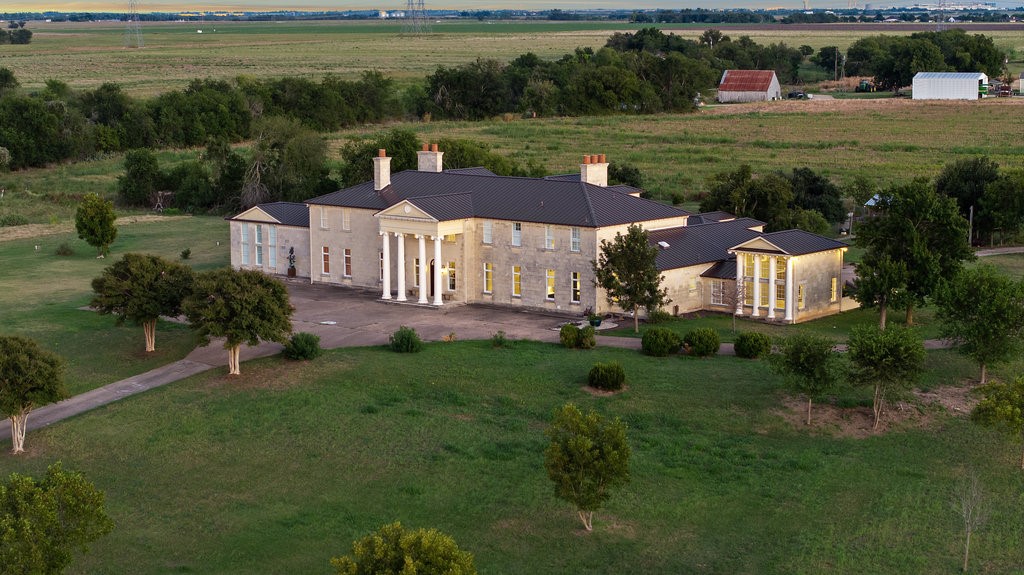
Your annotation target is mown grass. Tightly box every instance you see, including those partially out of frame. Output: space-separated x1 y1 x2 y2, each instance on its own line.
0 340 1021 574
0 216 229 394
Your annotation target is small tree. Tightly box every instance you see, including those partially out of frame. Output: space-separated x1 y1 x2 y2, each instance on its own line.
848 325 924 430
90 253 194 353
331 522 476 575
75 193 117 257
0 336 67 454
116 148 162 207
183 268 292 376
544 403 630 531
972 377 1024 469
771 334 842 425
935 265 1024 385
592 223 669 334
0 463 114 572
951 472 987 573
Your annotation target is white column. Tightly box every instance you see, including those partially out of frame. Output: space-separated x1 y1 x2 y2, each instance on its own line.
432 235 443 306
751 255 761 317
734 255 743 315
395 232 406 302
785 257 795 322
417 235 428 304
767 256 777 320
380 232 391 300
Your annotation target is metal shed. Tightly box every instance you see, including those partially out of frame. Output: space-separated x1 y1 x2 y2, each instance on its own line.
912 72 989 100
716 70 782 103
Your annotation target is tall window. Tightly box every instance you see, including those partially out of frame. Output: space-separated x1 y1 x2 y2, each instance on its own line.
776 284 786 310
343 248 352 278
379 252 384 281
744 280 754 306
744 253 755 277
240 224 250 265
255 224 264 266
545 225 555 249
570 227 581 252
546 269 555 301
320 207 328 229
711 280 725 305
483 263 493 293
342 208 351 231
321 246 330 275
776 258 787 281
512 222 522 247
482 221 493 245
512 266 521 297
798 285 805 309
414 258 420 287
571 272 581 303
830 277 838 302
759 255 770 279
268 226 277 269
760 286 769 307
447 261 457 291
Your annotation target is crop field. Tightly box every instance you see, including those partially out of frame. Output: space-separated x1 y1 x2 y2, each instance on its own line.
5 20 1024 95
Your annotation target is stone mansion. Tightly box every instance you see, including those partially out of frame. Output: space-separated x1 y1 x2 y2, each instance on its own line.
228 146 848 323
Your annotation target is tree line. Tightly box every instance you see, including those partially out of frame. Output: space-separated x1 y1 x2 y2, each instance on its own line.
0 20 32 44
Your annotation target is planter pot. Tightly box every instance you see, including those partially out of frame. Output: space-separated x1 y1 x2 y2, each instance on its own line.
287 267 296 278
589 318 602 327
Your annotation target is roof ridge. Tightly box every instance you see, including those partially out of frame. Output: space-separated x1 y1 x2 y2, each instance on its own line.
580 182 598 227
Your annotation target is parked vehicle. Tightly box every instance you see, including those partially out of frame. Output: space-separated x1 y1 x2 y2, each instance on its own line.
996 84 1012 97
787 90 806 99
855 80 877 93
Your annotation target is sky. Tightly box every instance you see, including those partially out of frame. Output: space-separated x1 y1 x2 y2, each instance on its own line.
5 1 969 13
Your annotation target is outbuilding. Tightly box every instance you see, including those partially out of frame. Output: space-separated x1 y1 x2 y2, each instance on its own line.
912 72 988 100
716 70 782 103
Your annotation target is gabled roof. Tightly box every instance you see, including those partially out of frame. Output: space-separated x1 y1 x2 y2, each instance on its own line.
649 217 765 270
743 230 848 256
913 72 987 81
544 173 642 196
719 70 778 92
229 202 309 228
701 259 737 279
687 211 736 226
307 170 689 228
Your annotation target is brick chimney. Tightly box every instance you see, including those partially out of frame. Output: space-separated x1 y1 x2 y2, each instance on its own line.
417 142 444 173
580 153 608 187
373 148 391 191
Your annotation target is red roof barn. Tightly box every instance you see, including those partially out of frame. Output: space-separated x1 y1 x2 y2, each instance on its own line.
717 70 782 103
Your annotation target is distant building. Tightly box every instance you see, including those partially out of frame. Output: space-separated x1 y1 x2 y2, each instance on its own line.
912 72 989 100
716 70 782 103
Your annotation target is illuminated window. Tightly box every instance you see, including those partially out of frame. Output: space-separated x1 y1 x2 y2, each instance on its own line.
760 284 769 306
744 280 754 306
570 227 581 252
343 248 352 278
776 258 787 281
759 255 770 279
711 280 724 305
744 253 755 277
483 263 493 293
512 266 521 297
447 261 456 291
413 258 420 287
321 246 330 275
444 234 457 243
831 277 838 302
571 272 580 303
379 252 384 281
240 224 249 265
482 221 492 244
512 222 522 247
545 225 555 249
546 269 556 301
776 284 786 310
798 285 805 309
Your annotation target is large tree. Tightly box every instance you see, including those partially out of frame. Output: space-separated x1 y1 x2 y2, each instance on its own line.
848 325 924 430
75 193 118 257
90 253 195 353
331 522 477 575
771 334 843 425
850 252 910 330
592 223 668 333
935 265 1024 385
854 179 972 326
934 156 1000 244
979 169 1024 245
544 403 630 531
116 148 162 207
182 268 292 376
972 377 1024 469
0 336 66 454
0 463 113 572
241 115 336 208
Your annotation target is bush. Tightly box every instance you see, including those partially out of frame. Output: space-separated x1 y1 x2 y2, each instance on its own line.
734 332 772 359
579 325 596 349
588 361 626 391
0 214 29 226
491 330 511 348
179 248 191 260
560 323 580 348
283 332 322 360
390 326 423 353
54 242 74 256
646 310 673 324
683 327 720 357
641 327 681 357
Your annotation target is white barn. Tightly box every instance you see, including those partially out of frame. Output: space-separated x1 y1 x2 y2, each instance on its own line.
912 72 988 100
716 70 782 103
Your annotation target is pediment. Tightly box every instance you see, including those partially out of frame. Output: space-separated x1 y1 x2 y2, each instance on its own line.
731 237 784 254
232 206 279 223
376 200 437 221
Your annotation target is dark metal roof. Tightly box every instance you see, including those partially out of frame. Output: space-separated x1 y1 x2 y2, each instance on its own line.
701 259 737 279
687 211 736 225
754 230 849 255
230 202 309 228
719 70 777 92
445 167 497 176
649 218 765 270
544 174 641 195
308 170 689 228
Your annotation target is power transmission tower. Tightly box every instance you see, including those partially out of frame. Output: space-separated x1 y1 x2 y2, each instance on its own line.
125 0 144 48
403 0 430 34
936 1 947 31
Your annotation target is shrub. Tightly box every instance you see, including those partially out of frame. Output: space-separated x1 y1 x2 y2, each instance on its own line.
588 361 626 391
491 330 511 348
390 326 423 353
646 310 673 324
0 214 29 226
283 332 322 360
734 332 772 359
683 327 720 357
179 248 191 260
579 326 596 349
54 242 74 256
641 327 681 357
560 323 580 348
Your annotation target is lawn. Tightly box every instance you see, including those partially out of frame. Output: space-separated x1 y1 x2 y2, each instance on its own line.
0 216 229 394
0 340 1021 574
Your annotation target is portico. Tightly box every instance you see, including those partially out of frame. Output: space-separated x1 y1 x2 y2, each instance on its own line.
376 200 464 306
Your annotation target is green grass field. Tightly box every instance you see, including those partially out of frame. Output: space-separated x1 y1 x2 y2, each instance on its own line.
1 341 1021 574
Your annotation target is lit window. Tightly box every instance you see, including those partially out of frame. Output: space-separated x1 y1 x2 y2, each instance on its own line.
343 248 352 278
776 258 787 281
831 277 838 302
512 222 522 247
759 255 770 279
776 284 786 310
320 207 328 229
447 261 456 291
744 253 755 277
512 266 521 297
413 258 420 287
483 221 492 244
571 227 581 253
322 246 330 275
760 284 769 306
483 263 493 294
798 285 805 309
711 280 724 305
342 208 351 231
744 280 754 306
546 269 555 301
268 226 276 269
240 224 249 265
444 234 457 243
571 272 580 303
545 225 555 249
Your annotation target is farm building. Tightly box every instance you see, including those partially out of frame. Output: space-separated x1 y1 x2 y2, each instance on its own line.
716 70 782 103
912 72 988 100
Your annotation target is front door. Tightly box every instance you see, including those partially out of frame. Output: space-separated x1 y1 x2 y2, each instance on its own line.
429 259 435 298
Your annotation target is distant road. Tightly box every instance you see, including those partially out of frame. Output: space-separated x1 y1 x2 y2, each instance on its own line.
661 23 1024 32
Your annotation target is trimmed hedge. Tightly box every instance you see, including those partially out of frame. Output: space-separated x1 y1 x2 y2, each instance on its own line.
578 326 596 349
283 332 322 360
390 326 423 353
588 361 625 391
734 332 772 359
683 327 720 357
641 327 681 357
560 324 580 348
